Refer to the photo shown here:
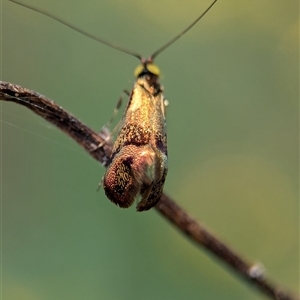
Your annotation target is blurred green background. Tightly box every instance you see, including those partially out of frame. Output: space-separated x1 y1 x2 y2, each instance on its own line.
1 0 299 299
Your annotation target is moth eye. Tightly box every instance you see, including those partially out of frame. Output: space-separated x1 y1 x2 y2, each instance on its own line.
147 64 160 76
134 65 144 77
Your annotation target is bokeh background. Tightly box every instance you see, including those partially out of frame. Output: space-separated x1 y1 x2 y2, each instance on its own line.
2 0 299 299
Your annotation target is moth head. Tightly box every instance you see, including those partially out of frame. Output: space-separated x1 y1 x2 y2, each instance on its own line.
134 63 160 78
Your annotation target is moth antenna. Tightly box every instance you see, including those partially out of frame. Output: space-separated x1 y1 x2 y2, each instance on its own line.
9 0 218 64
150 0 218 60
9 0 142 60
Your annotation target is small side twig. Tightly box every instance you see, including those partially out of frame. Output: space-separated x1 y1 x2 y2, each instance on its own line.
1 81 298 300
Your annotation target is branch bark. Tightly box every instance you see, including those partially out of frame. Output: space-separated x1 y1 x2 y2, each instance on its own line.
1 81 298 300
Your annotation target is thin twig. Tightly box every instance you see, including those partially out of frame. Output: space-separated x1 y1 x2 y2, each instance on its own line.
1 81 298 300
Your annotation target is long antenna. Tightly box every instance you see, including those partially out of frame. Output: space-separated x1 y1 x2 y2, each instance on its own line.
8 0 142 60
150 0 218 59
9 0 218 63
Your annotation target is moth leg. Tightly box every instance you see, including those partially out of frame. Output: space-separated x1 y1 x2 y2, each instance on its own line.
106 89 130 127
90 89 130 152
94 126 113 150
163 98 169 116
96 176 104 192
106 95 122 129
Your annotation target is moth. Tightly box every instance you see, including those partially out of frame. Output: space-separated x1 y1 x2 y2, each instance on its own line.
103 63 168 211
9 0 218 211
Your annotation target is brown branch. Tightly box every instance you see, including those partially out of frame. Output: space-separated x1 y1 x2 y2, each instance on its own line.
1 81 298 300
